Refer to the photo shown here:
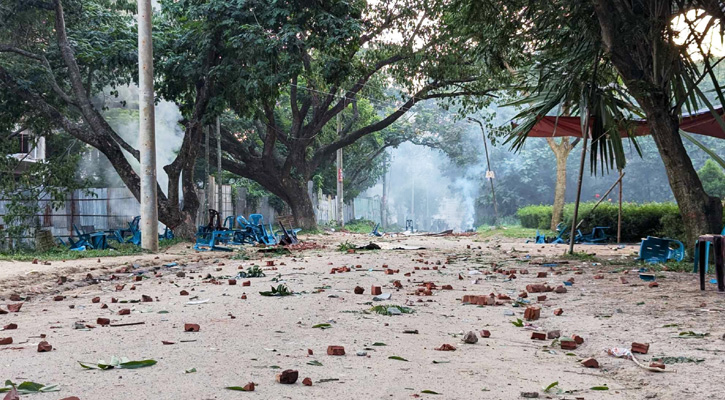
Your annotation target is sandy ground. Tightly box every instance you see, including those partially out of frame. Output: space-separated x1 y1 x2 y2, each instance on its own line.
0 233 724 400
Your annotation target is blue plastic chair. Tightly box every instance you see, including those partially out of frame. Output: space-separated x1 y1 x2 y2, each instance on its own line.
693 227 725 273
639 236 685 263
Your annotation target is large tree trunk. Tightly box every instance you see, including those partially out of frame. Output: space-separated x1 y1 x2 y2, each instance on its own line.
547 138 572 230
639 97 723 247
283 180 317 230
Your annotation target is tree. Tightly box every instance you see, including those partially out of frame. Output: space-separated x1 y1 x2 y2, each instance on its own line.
0 0 214 238
449 0 724 246
698 159 725 199
199 0 497 229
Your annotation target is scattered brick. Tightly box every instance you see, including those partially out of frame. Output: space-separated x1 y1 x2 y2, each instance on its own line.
631 342 649 354
581 358 599 368
37 341 52 352
276 369 299 384
524 306 540 321
435 344 457 351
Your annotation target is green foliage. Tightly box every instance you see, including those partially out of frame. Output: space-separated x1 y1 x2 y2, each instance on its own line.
698 159 725 199
516 202 724 242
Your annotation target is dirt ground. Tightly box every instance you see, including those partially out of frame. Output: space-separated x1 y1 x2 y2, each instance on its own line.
0 233 723 399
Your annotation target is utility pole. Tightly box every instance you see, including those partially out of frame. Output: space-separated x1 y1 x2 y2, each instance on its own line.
336 113 344 227
216 117 222 213
468 117 498 225
204 126 210 214
138 0 158 251
381 156 387 228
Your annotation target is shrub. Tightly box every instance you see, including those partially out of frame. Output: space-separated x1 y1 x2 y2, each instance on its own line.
516 202 711 243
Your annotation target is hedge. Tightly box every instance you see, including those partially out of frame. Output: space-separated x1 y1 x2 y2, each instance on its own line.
516 202 703 243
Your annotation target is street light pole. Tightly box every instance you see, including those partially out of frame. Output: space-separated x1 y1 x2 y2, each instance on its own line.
138 0 158 251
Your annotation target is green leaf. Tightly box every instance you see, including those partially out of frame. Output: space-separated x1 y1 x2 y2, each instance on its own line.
544 381 559 392
119 360 157 369
388 356 408 361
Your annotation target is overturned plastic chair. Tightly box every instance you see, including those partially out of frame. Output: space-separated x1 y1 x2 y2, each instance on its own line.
693 227 725 273
639 236 685 263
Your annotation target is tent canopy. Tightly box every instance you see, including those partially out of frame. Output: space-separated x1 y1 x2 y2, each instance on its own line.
525 107 725 139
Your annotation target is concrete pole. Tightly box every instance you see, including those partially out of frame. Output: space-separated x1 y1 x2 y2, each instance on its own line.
204 126 210 214
336 113 344 227
216 117 222 213
137 0 158 251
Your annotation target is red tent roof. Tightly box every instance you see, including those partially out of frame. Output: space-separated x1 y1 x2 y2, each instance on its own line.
525 107 725 139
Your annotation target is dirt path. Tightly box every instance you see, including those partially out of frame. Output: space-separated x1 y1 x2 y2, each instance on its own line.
0 233 723 399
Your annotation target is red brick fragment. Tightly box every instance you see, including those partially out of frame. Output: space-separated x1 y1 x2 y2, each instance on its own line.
327 345 345 356
631 342 649 354
276 369 299 384
37 341 52 352
435 344 456 351
524 306 540 321
560 340 577 350
8 303 23 312
581 358 599 368
184 323 200 332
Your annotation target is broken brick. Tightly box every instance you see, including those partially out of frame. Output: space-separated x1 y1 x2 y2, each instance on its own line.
37 341 52 352
581 358 599 368
531 332 546 340
327 345 345 356
560 340 577 350
435 344 457 351
302 377 312 386
276 369 299 384
184 323 200 332
631 342 649 354
524 306 541 321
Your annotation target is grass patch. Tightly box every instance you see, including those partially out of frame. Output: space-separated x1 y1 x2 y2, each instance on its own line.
476 225 542 239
